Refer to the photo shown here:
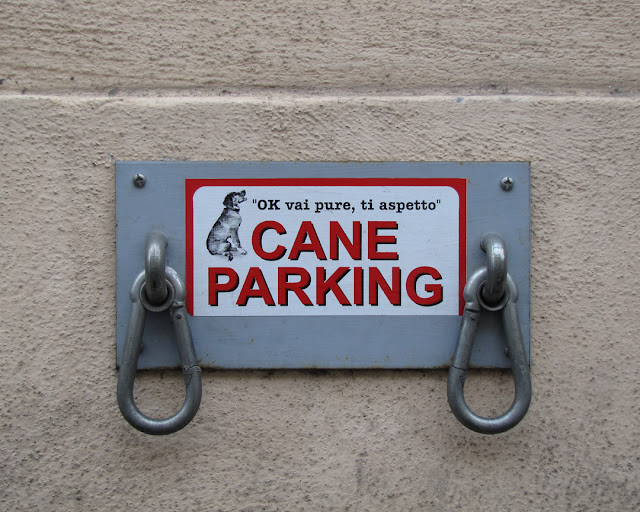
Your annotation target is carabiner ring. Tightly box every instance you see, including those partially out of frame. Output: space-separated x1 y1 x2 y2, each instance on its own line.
479 233 507 306
145 231 169 305
117 234 202 435
447 267 531 434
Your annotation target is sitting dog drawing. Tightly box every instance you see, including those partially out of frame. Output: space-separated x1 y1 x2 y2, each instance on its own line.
206 190 247 260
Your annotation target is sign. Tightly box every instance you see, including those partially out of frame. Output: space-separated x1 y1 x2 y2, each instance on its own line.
116 162 530 369
186 179 466 317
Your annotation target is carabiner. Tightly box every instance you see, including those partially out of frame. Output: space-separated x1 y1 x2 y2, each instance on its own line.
117 232 202 435
447 267 531 434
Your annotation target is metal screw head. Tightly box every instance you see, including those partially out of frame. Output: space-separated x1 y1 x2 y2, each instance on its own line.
133 174 146 188
501 176 514 191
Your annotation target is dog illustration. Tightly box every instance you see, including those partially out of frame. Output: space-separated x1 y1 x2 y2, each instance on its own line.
206 190 247 260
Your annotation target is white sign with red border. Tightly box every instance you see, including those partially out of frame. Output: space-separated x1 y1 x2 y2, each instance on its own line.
186 178 466 317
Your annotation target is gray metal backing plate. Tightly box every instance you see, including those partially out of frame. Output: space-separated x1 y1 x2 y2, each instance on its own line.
116 162 530 369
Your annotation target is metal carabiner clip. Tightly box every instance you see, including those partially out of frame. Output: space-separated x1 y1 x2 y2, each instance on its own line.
117 232 202 435
447 237 531 434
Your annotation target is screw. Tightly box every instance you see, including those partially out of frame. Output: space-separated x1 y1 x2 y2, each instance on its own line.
501 176 514 191
133 174 146 188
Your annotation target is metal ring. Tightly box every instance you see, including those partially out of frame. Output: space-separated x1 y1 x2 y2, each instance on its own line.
480 233 507 305
477 281 510 312
140 279 175 312
145 231 169 305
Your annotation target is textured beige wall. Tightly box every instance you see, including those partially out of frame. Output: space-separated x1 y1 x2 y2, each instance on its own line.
1 0 639 95
1 2 640 511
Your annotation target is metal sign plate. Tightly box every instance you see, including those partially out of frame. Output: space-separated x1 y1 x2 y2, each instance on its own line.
116 162 530 369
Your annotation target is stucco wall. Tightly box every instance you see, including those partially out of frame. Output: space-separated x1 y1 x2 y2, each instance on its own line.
1 2 639 511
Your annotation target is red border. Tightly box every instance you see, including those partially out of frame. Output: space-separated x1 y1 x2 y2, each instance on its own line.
186 178 466 316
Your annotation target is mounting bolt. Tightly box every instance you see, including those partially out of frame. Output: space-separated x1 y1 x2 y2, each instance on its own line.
501 176 514 191
133 174 146 188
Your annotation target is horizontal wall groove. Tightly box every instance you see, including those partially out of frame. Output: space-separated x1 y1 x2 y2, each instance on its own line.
1 92 639 104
